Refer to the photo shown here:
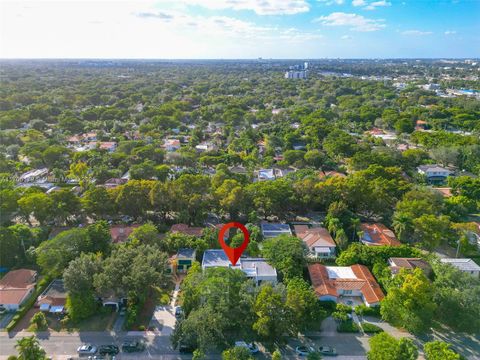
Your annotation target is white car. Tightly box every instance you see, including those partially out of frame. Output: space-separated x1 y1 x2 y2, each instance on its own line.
77 344 97 355
235 341 259 354
295 346 314 356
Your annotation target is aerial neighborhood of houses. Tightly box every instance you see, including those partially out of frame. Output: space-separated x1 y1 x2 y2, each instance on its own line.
1 58 479 359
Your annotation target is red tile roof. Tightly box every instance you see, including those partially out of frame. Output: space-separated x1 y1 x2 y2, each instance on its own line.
170 224 203 237
296 227 336 249
308 264 337 298
0 288 32 305
110 224 140 243
433 187 452 198
351 264 385 305
0 269 36 289
0 269 37 306
360 223 401 247
308 264 385 305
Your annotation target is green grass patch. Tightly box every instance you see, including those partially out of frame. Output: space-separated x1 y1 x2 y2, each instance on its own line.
361 322 384 333
51 309 117 332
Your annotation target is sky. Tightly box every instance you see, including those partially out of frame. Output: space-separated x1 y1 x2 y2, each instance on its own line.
1 0 479 59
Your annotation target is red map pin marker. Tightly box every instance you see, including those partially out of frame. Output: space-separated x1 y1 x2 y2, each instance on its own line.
218 222 250 266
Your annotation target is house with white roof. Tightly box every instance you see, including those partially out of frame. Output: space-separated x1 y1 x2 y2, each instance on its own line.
256 169 275 181
308 264 384 307
18 168 49 183
201 250 277 286
440 258 480 278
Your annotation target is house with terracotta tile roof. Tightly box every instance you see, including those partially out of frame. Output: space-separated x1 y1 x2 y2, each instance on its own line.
164 139 181 152
294 225 336 259
308 264 384 307
359 223 401 247
0 269 37 311
110 224 140 243
170 223 204 237
388 258 431 276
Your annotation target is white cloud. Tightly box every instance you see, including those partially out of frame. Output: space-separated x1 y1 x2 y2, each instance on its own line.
364 1 391 10
444 30 457 35
341 34 353 39
0 1 323 58
352 0 366 6
401 29 433 36
178 0 310 15
314 12 386 31
318 0 345 5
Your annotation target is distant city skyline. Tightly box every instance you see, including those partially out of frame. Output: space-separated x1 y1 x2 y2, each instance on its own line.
1 0 479 59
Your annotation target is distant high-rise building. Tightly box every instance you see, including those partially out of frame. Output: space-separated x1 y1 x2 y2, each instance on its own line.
304 62 309 70
285 70 307 79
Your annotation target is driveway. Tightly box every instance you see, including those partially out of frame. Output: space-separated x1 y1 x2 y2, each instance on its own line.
149 281 180 335
362 316 412 339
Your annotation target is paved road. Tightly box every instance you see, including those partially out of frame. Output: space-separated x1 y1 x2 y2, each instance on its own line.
0 332 187 359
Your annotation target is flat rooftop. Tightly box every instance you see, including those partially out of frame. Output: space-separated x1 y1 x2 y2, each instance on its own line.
326 266 357 279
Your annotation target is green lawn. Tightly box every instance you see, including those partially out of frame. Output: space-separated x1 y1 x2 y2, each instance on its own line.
46 309 117 332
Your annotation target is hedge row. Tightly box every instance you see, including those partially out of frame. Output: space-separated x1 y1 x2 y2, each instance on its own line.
6 277 51 333
361 322 384 333
337 320 360 333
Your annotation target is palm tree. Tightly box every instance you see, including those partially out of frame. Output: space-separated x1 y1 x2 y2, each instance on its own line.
326 217 341 238
392 212 412 243
350 217 361 242
15 336 46 360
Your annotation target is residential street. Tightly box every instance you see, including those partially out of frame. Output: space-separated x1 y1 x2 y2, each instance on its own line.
0 331 183 359
2 315 480 359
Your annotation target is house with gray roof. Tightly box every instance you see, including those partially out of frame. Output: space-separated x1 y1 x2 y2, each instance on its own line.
440 258 480 278
417 165 453 183
201 250 277 286
260 223 292 239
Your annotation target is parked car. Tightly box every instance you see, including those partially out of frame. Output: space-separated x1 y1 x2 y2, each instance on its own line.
77 344 97 356
175 306 183 318
295 346 314 356
235 341 259 354
121 339 146 353
87 356 115 360
319 346 337 356
98 345 119 356
178 343 195 353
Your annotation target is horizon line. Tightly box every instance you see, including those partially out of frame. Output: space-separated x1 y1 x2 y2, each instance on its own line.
1 57 479 61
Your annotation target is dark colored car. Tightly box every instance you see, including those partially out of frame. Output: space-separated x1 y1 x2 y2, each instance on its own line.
98 345 119 356
179 343 195 353
121 340 146 353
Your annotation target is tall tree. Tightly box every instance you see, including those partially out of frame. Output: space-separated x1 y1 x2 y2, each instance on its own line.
381 268 436 334
423 341 460 360
367 333 418 360
253 284 291 345
262 235 305 280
